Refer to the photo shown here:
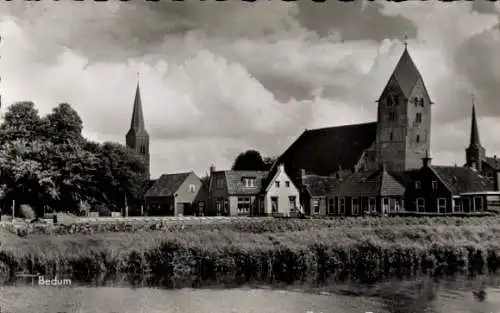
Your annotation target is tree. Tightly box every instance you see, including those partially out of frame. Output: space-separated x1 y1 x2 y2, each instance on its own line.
0 101 45 145
231 150 266 171
44 103 84 145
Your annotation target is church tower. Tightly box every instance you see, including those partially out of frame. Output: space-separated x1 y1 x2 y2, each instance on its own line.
465 100 485 171
126 79 150 179
375 41 432 172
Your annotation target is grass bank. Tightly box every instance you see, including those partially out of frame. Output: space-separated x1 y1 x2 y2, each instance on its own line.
2 223 500 287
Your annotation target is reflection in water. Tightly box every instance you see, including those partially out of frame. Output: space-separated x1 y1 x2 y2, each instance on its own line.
1 276 500 313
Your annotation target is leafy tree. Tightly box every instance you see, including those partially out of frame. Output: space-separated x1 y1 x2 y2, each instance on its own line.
231 150 267 171
44 103 84 145
0 101 45 144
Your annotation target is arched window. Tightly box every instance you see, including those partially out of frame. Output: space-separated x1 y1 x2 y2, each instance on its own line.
140 145 146 154
416 135 420 143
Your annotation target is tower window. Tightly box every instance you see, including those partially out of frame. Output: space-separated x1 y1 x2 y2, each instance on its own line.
388 111 396 121
394 95 399 106
415 113 422 123
416 135 420 143
389 132 394 141
140 145 146 154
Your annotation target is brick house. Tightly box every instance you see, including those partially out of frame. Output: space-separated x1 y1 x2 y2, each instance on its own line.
144 172 204 216
404 154 500 214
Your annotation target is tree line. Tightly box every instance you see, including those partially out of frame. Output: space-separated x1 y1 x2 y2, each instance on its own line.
0 102 148 218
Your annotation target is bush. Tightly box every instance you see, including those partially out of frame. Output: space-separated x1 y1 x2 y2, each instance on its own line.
19 204 36 220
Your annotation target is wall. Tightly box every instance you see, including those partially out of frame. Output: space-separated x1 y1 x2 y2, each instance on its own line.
264 166 300 216
404 167 453 213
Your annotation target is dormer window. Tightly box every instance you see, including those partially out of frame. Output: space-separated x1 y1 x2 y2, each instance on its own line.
189 184 196 193
243 177 256 188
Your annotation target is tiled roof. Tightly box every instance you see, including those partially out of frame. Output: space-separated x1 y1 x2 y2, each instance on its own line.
484 157 500 170
431 166 494 194
390 48 423 98
145 172 191 197
303 175 340 197
277 122 377 177
224 170 269 195
335 168 405 197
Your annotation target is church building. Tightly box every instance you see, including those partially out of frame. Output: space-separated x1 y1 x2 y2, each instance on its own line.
274 44 432 182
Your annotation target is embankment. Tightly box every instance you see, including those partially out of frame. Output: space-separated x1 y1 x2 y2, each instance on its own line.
2 221 500 287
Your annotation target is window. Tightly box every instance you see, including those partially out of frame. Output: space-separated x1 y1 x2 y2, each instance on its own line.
339 198 346 215
388 111 396 121
328 198 335 215
415 181 421 189
387 96 393 107
368 198 376 212
216 199 224 216
432 181 438 190
389 132 394 141
394 95 399 106
216 178 224 189
416 135 420 143
453 198 462 213
416 198 425 212
140 145 146 154
289 196 297 212
243 177 256 188
312 199 320 214
198 201 205 216
394 200 400 212
437 198 446 213
271 197 279 213
237 197 251 214
419 98 424 107
352 198 360 215
413 97 419 106
382 198 390 214
275 181 280 188
473 196 483 212
415 113 422 123
189 184 196 193
401 199 405 211
285 181 290 188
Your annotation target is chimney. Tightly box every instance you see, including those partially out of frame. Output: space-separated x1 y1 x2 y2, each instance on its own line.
422 150 432 167
278 163 285 172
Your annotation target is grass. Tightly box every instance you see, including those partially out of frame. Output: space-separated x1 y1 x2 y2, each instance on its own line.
2 218 500 287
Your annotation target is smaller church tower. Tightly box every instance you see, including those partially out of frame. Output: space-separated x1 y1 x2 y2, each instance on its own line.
126 78 150 179
465 98 485 172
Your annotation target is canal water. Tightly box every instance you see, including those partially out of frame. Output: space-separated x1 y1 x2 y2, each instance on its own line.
1 276 500 313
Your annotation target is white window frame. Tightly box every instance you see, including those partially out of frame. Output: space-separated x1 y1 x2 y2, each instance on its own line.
339 198 345 215
243 178 255 188
237 197 251 214
312 199 320 214
352 198 360 215
416 198 425 212
432 181 438 190
271 196 279 213
453 198 462 213
382 197 390 214
415 181 421 189
327 198 335 215
437 198 446 213
473 196 483 212
189 184 196 193
288 196 297 212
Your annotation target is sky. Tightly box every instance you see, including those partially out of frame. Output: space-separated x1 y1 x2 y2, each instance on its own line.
0 1 499 179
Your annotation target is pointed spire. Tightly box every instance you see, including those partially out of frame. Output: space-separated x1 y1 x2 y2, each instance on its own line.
469 94 481 147
129 77 146 132
387 41 422 98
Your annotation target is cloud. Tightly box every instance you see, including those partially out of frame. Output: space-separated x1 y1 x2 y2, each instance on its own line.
1 1 500 178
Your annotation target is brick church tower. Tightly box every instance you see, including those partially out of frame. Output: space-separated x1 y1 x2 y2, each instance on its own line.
126 80 150 179
375 43 432 171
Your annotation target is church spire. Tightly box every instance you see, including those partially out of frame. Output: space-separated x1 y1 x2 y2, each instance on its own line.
129 78 146 133
469 95 481 147
389 42 422 98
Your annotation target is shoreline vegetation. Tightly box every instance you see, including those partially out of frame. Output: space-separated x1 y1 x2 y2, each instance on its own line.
1 217 500 288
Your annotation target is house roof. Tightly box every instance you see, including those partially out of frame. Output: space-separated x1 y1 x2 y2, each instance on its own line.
145 172 192 197
222 170 269 195
484 157 500 171
303 175 340 197
431 166 494 194
276 122 377 177
335 168 406 197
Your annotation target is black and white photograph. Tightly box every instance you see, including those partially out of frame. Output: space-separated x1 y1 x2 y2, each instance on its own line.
1 1 500 312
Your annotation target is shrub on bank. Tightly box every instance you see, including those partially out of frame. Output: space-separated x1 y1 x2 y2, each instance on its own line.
2 224 500 287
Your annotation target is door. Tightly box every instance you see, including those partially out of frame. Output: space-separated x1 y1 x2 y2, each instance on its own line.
271 197 279 214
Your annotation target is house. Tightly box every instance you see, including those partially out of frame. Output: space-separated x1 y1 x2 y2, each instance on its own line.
273 45 432 187
330 164 406 216
208 164 300 216
144 172 203 216
208 169 268 216
262 164 301 217
300 172 340 216
404 154 500 214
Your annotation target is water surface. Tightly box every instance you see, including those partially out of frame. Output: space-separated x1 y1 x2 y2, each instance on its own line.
1 276 499 313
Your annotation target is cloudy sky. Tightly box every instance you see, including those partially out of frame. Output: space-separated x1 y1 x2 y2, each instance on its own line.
0 1 499 178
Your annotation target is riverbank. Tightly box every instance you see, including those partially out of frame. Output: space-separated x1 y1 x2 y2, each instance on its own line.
2 222 500 287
